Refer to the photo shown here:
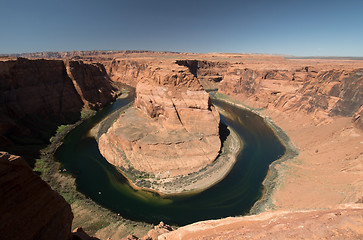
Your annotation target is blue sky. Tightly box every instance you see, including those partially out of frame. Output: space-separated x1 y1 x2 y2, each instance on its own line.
1 0 362 56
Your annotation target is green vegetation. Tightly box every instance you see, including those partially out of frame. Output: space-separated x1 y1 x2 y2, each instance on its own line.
81 107 97 120
33 103 152 237
33 156 50 176
50 124 71 143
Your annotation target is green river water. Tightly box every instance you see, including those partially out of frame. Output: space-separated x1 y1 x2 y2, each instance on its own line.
54 93 285 225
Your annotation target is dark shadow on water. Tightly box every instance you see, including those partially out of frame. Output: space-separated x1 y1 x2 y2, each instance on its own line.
219 120 230 150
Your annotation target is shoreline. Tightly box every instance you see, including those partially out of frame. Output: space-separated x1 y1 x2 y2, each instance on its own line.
120 125 242 196
210 92 299 214
33 90 154 238
92 111 242 195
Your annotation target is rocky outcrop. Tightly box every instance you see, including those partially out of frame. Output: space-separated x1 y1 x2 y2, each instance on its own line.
104 59 148 87
176 60 229 90
99 63 221 178
0 152 73 240
160 204 363 239
352 105 363 130
104 59 230 90
0 58 116 162
219 65 363 128
65 60 117 109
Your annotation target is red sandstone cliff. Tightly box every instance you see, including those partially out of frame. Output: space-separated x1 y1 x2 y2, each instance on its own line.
0 58 116 162
104 59 148 87
219 65 363 129
65 60 117 109
0 152 73 240
175 60 229 90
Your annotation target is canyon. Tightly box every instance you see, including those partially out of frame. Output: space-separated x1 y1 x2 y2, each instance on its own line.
0 51 362 239
0 57 117 165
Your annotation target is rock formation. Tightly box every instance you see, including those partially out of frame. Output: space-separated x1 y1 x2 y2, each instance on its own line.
219 65 363 129
105 59 148 87
160 204 363 239
99 62 221 178
176 60 229 90
65 60 117 109
0 152 73 240
0 58 117 162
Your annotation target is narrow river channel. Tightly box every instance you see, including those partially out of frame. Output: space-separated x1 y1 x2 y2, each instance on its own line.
54 93 285 225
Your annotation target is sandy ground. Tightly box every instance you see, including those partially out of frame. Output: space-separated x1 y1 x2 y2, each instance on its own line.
212 93 363 211
161 204 363 239
265 109 363 210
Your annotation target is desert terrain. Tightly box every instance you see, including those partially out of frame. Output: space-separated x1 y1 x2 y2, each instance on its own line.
0 51 362 239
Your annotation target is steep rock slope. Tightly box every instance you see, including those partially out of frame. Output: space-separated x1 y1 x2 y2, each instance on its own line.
176 60 229 90
219 65 363 129
65 60 117 109
99 63 221 178
104 59 148 87
0 152 73 240
0 58 116 162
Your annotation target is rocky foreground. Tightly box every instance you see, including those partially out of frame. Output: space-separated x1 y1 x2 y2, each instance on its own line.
160 204 363 239
0 152 73 240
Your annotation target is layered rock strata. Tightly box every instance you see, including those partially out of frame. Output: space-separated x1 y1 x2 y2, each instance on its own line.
0 58 116 161
0 152 73 240
219 65 363 129
176 60 229 90
104 59 148 87
99 63 221 179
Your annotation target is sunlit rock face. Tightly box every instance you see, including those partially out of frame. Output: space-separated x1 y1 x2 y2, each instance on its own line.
219 65 363 128
99 62 221 177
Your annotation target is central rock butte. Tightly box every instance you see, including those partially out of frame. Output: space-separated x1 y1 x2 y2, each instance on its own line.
98 62 221 181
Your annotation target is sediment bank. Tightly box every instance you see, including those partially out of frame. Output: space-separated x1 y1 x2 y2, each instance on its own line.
33 91 154 239
210 92 299 214
91 105 242 195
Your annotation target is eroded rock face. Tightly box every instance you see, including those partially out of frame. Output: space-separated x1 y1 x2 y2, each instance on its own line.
175 60 229 90
0 58 116 160
219 65 363 129
65 60 117 110
0 152 73 240
105 59 148 87
99 63 221 177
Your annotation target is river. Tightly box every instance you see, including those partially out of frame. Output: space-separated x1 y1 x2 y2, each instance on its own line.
54 93 285 225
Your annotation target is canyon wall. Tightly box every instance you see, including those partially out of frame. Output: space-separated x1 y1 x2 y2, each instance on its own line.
175 60 229 90
104 59 230 89
65 60 117 109
219 65 363 129
104 59 148 87
0 58 116 163
99 62 221 178
0 152 73 240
